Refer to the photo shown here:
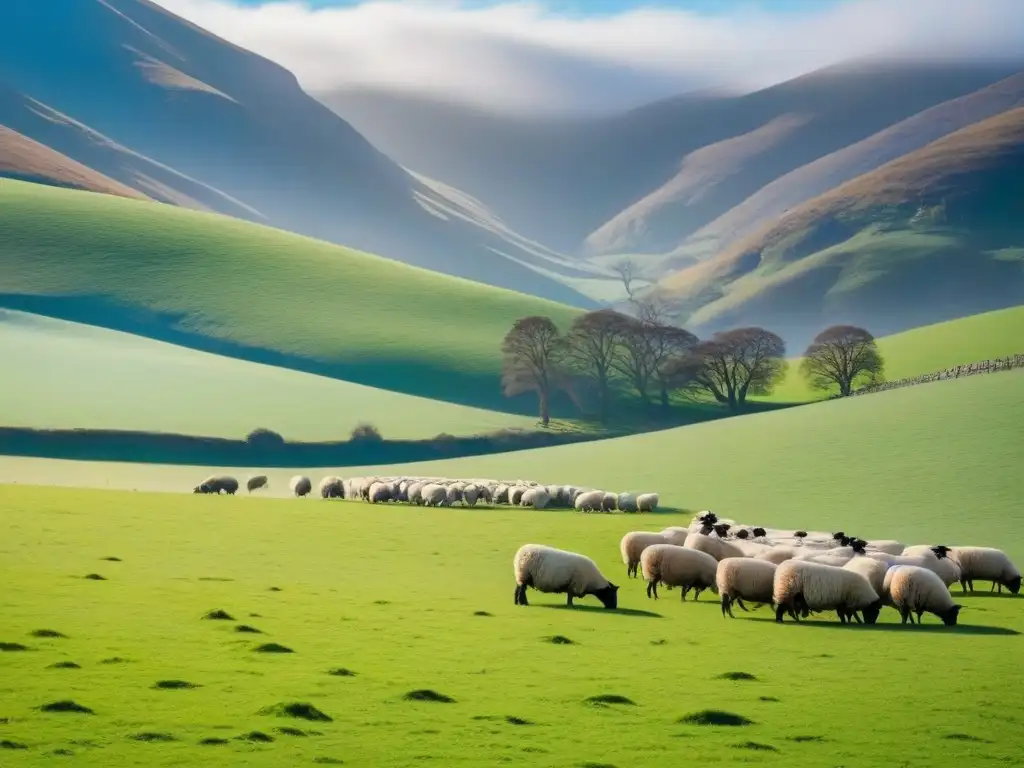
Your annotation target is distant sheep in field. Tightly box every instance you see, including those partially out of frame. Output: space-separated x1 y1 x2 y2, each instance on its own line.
620 532 668 578
641 544 718 601
369 482 392 504
636 493 659 513
520 488 551 509
617 493 639 513
513 544 619 609
574 490 605 513
194 475 239 495
421 484 448 507
716 557 777 617
684 533 744 562
289 475 312 497
509 486 528 506
246 475 268 494
319 476 344 499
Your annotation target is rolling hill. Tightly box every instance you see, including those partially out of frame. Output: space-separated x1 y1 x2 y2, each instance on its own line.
323 61 1021 255
0 179 580 412
0 0 594 306
0 310 540 441
653 108 1024 345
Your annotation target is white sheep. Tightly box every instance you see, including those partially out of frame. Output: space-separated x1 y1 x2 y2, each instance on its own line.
842 557 889 602
883 565 964 625
289 475 312 498
716 557 777 617
445 485 464 506
319 476 344 499
368 481 391 503
620 532 668 578
799 554 854 568
520 487 551 509
659 527 689 547
246 475 268 493
684 532 744 562
773 560 880 624
640 544 718 601
948 547 1021 594
493 484 510 504
509 486 528 506
420 484 447 507
617 493 639 513
730 540 772 558
407 482 426 505
865 552 961 589
601 492 618 512
636 493 660 513
755 546 799 565
462 484 480 507
574 490 605 513
513 544 619 609
865 539 905 555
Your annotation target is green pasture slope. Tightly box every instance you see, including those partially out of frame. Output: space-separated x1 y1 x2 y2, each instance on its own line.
1 371 1022 765
0 180 579 411
768 304 1024 402
0 310 536 440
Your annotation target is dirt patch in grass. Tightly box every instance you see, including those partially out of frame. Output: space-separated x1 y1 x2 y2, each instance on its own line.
328 668 356 677
733 741 778 752
130 732 177 742
153 680 201 690
276 726 308 737
1 740 29 750
48 661 81 669
259 702 333 722
717 672 757 681
202 609 235 621
313 758 345 765
0 642 31 652
788 735 826 743
678 710 753 726
403 690 456 704
254 643 294 654
759 696 780 702
83 573 107 581
268 587 282 592
239 731 274 743
30 629 67 639
505 716 533 725
235 625 262 634
584 694 636 706
38 700 94 714
101 657 129 664
545 635 575 645
943 733 991 743
199 737 229 745
101 556 121 562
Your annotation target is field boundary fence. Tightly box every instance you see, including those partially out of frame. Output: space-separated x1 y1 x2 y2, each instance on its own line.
840 353 1024 398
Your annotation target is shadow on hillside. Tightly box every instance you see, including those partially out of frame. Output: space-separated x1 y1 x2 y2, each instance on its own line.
751 618 1018 636
957 592 1022 600
535 604 662 619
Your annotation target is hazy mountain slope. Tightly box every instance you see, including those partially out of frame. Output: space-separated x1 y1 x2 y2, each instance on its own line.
0 0 594 307
0 125 148 200
654 108 1024 346
679 70 1024 264
323 62 1020 254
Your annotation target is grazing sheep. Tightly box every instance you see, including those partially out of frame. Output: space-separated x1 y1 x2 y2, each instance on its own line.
842 557 889 606
684 533 744 562
948 547 1021 594
368 482 392 504
513 544 619 609
659 527 689 547
445 485 464 507
617 493 639 513
462 484 480 507
407 482 426 505
600 492 618 512
773 560 880 624
493 484 510 505
641 544 718 601
420 484 447 507
884 566 963 625
865 539 905 556
509 486 528 506
289 475 312 498
636 492 659 513
193 475 239 495
731 540 772 558
574 490 605 513
319 476 344 499
246 475 268 494
756 547 799 565
865 552 961 589
716 557 778 617
620 532 668 578
798 554 854 568
520 487 551 509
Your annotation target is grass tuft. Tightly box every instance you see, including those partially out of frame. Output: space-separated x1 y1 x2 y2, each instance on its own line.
733 741 778 752
100 657 129 664
505 716 533 726
1 740 29 750
254 643 294 654
47 662 81 669
276 726 308 737
313 758 345 765
130 732 177 742
259 702 333 722
788 735 826 743
327 668 356 677
716 671 757 681
678 710 753 726
37 700 94 714
83 573 106 581
101 556 122 562
943 733 991 743
473 611 492 617
202 609 234 621
30 629 67 638
235 625 263 634
239 731 275 743
153 680 201 690
403 690 456 704
199 737 229 746
584 694 636 706
0 642 30 652
545 635 575 645
759 696 780 702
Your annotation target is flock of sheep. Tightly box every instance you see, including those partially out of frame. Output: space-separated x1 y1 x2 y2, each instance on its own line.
191 474 1020 626
515 512 1022 626
192 473 659 512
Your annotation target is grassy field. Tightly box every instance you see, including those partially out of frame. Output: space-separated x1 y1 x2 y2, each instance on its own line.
0 180 580 411
0 310 538 441
1 482 1021 767
766 304 1024 402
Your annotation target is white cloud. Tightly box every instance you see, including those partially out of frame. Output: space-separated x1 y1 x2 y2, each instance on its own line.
152 0 1024 114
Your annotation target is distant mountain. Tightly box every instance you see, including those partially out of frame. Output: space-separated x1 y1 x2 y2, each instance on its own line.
0 0 595 307
322 61 1022 256
653 107 1024 347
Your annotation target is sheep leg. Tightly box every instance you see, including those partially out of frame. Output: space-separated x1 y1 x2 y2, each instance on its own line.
693 587 704 601
646 580 656 599
680 586 690 601
566 593 574 607
736 599 750 613
775 604 787 623
915 609 925 623
900 607 911 624
837 610 847 624
851 611 862 624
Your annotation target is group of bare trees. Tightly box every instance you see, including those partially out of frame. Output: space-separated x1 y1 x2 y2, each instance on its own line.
502 307 885 426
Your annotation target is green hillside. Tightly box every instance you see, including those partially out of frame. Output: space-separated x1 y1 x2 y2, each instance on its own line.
767 304 1024 402
0 180 580 411
0 310 537 440
1 371 1022 765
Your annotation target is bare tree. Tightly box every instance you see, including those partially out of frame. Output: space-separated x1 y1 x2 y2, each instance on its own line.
564 309 631 422
670 327 787 411
501 316 564 426
801 325 884 396
614 298 698 411
613 258 638 301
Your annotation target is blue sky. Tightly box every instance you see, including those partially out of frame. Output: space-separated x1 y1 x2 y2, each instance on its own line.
235 0 844 12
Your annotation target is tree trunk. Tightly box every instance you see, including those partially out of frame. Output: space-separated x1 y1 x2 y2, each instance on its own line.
660 382 670 412
539 389 550 427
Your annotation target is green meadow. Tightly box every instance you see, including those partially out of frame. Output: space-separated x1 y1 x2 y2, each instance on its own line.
0 310 537 440
767 304 1024 402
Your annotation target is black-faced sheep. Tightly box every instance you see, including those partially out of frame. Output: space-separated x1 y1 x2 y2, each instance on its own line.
513 544 618 609
193 475 239 495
